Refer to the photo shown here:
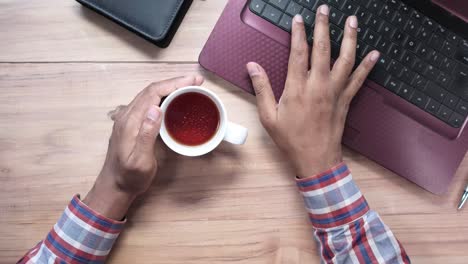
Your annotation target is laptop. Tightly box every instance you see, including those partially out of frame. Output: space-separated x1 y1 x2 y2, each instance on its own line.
199 0 468 194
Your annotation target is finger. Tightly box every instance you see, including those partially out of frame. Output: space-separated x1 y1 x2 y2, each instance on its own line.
311 4 331 78
129 75 204 122
287 15 309 83
343 50 380 99
331 16 358 87
246 62 277 130
148 75 205 100
131 105 162 162
108 105 127 121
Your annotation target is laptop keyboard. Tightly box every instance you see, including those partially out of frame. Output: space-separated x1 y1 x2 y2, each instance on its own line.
249 0 468 128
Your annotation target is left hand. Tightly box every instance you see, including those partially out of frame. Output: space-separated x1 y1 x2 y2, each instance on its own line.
83 75 204 220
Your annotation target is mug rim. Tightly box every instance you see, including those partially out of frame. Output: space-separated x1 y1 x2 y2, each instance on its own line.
159 86 227 157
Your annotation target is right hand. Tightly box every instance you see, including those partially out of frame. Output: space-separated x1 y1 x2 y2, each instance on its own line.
84 75 204 220
246 5 380 178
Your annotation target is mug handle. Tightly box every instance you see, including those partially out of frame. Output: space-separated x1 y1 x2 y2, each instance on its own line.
224 122 248 145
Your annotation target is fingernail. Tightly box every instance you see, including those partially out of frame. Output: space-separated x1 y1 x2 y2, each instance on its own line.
294 14 303 23
147 106 160 121
349 16 358 29
319 5 329 16
247 62 261 77
370 51 380 62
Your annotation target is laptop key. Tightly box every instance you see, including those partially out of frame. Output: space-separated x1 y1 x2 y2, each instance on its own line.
385 76 403 93
387 59 401 75
400 51 418 67
278 14 293 31
424 65 441 81
261 4 282 24
429 34 445 50
378 21 397 37
425 81 447 102
387 0 401 10
416 26 432 43
397 83 414 100
369 67 389 86
363 29 380 47
297 0 319 10
441 41 456 57
436 105 453 122
416 45 431 60
403 38 419 53
301 8 315 25
423 17 437 31
450 63 468 100
454 40 468 65
436 72 452 88
367 0 381 13
436 24 447 36
429 50 444 67
456 100 468 116
443 92 459 109
377 38 391 54
250 0 267 15
410 10 423 22
404 19 420 36
379 5 394 21
356 41 371 58
447 31 460 44
410 90 429 108
425 99 441 115
342 1 360 15
392 31 408 46
391 12 408 29
399 67 416 84
329 7 345 27
412 74 428 90
413 60 426 74
269 0 289 10
327 0 346 9
285 1 303 16
399 3 412 15
448 112 465 128
388 44 404 59
440 57 457 74
356 9 372 25
330 24 343 43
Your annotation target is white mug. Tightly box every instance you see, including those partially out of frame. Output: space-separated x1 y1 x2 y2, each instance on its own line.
160 86 248 157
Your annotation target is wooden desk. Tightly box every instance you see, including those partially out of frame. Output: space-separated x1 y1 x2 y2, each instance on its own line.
1 1 467 263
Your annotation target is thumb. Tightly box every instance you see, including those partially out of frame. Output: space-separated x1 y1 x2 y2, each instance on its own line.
246 62 277 129
134 105 162 158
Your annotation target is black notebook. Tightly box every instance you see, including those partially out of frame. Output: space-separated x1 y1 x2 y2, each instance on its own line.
76 0 193 48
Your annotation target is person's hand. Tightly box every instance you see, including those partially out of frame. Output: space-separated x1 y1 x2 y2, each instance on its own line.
83 75 204 220
246 5 380 178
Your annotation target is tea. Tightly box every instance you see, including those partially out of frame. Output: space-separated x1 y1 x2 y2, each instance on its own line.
164 92 220 146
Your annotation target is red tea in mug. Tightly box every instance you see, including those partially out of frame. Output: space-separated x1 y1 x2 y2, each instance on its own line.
165 92 220 146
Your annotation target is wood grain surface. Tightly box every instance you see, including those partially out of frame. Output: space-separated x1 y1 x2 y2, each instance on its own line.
1 1 468 263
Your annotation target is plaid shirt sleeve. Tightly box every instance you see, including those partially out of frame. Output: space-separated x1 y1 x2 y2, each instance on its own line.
17 195 125 264
297 162 411 264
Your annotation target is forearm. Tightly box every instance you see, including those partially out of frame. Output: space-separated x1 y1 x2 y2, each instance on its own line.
297 162 410 264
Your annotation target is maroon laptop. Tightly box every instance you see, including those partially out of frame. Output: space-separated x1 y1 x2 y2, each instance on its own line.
199 0 468 194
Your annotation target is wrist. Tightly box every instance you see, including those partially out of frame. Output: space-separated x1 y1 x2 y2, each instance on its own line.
83 177 137 221
293 151 343 179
